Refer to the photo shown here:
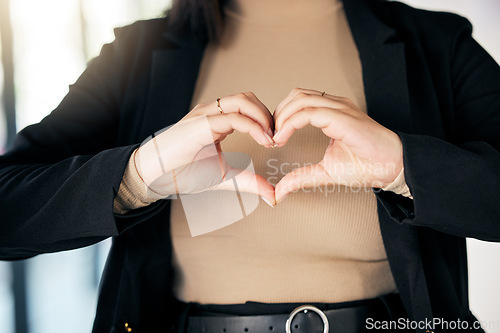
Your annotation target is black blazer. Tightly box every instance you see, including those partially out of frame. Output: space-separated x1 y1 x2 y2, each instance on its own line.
0 0 499 332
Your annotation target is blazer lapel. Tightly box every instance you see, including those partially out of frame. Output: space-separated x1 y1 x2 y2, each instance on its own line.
138 30 205 139
343 0 412 133
343 0 432 323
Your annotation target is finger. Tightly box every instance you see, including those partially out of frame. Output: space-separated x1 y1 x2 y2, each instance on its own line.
207 113 275 147
211 168 276 206
274 94 354 133
275 163 331 203
221 93 274 136
190 93 274 136
241 92 275 134
273 107 352 147
274 88 322 121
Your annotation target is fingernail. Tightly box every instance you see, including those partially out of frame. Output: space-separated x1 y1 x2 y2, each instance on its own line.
267 128 273 138
264 133 276 147
273 130 281 141
271 130 280 148
260 196 275 208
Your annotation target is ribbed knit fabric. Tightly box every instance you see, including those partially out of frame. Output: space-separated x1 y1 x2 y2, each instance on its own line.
167 0 399 304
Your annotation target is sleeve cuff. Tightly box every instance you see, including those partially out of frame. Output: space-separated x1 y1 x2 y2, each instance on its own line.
113 149 167 214
382 167 413 199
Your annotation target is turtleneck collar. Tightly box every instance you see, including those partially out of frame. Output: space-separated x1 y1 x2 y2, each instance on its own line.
224 0 342 25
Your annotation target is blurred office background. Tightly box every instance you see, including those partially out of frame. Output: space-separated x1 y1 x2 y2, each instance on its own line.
0 0 499 332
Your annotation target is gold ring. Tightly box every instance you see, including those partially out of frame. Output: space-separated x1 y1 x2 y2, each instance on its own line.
321 91 326 97
216 98 224 114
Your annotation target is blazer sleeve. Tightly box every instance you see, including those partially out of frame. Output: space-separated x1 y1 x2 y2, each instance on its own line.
377 17 500 242
0 24 161 260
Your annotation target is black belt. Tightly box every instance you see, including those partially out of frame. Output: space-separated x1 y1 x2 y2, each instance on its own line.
185 297 399 333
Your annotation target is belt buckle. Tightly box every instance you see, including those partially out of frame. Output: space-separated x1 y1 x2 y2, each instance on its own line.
285 305 330 333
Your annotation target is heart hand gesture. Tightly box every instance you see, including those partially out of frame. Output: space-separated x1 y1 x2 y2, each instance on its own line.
133 88 404 207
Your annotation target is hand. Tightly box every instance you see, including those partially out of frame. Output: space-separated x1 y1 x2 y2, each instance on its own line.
272 88 403 203
134 92 277 205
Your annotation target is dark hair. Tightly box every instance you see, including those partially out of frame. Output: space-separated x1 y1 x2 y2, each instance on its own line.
168 0 227 42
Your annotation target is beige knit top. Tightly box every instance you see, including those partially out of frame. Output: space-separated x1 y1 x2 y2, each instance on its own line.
115 0 413 304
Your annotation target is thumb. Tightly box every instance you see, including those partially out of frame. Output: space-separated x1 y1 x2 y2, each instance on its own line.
210 167 276 206
275 163 331 203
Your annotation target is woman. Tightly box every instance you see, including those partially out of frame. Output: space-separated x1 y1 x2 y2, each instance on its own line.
0 0 499 332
